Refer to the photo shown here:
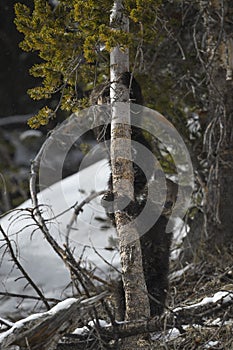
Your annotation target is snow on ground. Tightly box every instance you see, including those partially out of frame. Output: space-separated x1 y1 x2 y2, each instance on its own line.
0 157 187 319
169 263 193 282
151 327 181 342
174 290 233 312
204 341 219 349
0 159 119 318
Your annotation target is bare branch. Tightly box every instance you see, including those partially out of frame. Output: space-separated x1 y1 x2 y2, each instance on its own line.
29 143 113 301
0 291 60 303
58 291 233 348
65 190 106 247
0 318 14 330
0 225 50 310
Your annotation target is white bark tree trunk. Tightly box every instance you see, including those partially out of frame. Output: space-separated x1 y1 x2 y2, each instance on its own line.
110 0 150 325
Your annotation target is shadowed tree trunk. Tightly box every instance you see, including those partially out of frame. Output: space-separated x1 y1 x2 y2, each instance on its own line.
200 0 233 252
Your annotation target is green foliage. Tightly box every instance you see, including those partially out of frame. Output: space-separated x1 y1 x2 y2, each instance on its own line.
14 0 205 223
127 0 162 40
28 106 54 128
15 0 162 128
15 0 93 127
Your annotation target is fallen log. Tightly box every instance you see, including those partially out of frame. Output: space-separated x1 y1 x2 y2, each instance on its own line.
0 291 108 350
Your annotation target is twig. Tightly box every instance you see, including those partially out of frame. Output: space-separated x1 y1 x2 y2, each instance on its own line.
0 291 60 303
1 287 232 349
0 317 14 329
29 143 90 292
59 293 233 347
90 241 121 275
0 225 50 310
29 144 110 299
65 190 106 248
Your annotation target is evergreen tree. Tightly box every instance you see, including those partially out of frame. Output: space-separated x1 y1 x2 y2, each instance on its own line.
14 0 161 128
4 0 232 347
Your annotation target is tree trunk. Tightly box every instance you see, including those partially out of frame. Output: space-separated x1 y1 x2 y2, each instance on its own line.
109 1 150 347
200 0 233 252
110 0 150 322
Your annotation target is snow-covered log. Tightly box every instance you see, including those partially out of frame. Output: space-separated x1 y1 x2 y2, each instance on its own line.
0 292 108 350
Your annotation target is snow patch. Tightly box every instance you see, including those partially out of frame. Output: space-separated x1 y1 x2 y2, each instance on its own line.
0 160 118 317
151 327 181 342
204 341 219 349
170 264 193 281
174 291 233 312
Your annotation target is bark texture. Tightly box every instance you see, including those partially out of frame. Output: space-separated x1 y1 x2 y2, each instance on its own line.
200 0 233 251
109 1 150 323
